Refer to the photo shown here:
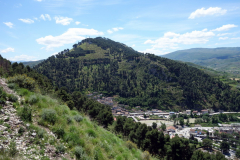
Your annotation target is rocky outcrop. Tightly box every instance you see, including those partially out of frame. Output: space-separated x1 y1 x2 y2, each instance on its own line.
0 78 71 159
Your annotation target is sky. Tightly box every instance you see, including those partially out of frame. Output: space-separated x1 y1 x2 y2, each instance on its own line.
0 0 240 61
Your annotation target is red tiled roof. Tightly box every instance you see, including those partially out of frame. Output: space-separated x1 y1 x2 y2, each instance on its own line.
166 126 176 130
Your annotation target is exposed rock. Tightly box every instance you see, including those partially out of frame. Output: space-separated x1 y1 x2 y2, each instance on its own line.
0 77 72 160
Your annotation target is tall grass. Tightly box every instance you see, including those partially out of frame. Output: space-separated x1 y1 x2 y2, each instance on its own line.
16 90 157 160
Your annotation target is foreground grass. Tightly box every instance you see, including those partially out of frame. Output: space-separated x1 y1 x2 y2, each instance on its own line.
16 88 157 160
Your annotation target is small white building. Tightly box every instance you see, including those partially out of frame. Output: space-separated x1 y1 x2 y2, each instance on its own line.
186 110 191 115
201 110 208 115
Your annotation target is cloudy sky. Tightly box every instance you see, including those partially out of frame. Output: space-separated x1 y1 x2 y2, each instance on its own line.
0 0 240 61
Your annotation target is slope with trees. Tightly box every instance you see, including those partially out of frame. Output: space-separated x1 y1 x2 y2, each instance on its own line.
33 38 240 111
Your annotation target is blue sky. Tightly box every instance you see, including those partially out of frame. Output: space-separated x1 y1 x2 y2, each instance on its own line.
0 0 240 61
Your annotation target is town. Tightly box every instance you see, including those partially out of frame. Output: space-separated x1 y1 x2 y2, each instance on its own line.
88 92 240 159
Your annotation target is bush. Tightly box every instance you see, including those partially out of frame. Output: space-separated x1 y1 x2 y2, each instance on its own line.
9 141 18 157
55 144 65 154
75 146 84 160
37 129 45 138
8 94 18 102
86 129 97 138
66 116 73 124
18 126 25 136
41 109 57 124
28 95 38 104
126 141 137 150
19 105 32 122
53 126 65 138
8 83 16 89
142 151 150 160
7 74 37 91
74 115 83 122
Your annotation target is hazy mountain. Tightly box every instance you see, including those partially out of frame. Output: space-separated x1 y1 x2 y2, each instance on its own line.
162 47 240 76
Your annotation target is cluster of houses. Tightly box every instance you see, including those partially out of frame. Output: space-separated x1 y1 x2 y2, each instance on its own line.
87 92 226 118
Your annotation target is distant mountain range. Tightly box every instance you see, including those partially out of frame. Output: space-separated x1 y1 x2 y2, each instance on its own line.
162 47 240 77
18 60 44 67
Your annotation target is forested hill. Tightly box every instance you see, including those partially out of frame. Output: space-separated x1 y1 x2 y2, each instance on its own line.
34 37 240 111
162 47 240 76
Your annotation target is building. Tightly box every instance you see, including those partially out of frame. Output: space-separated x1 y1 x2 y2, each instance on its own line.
192 111 198 115
166 126 176 133
201 110 208 115
186 110 191 115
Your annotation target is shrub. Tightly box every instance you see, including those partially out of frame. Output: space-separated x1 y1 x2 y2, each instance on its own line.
8 94 18 102
142 151 150 160
53 126 65 138
55 144 65 154
18 126 25 136
28 95 38 104
66 116 73 124
7 74 37 91
75 146 84 160
19 105 32 122
41 109 57 124
64 133 85 148
8 83 16 89
74 115 83 122
37 129 45 138
94 147 104 160
126 141 137 150
9 141 18 157
86 129 97 138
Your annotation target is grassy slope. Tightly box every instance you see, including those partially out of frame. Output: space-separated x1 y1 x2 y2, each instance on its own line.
16 88 156 160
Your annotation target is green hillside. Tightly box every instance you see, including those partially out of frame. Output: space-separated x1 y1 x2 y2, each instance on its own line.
162 47 240 77
33 37 240 112
0 53 228 160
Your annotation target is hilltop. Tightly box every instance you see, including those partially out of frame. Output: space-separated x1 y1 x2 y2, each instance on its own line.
162 47 240 77
33 37 240 112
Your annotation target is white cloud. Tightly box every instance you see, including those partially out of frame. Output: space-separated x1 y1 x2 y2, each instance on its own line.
217 33 231 36
45 14 51 21
132 44 135 47
189 7 227 19
231 37 240 40
9 55 36 61
140 48 170 55
36 28 104 50
40 14 51 21
107 30 113 34
212 24 238 31
40 14 45 20
202 28 208 32
3 22 13 28
0 47 15 53
19 18 34 24
75 21 81 25
52 52 58 56
219 37 228 40
35 0 43 2
54 16 73 25
144 30 215 52
34 17 38 20
107 27 123 34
